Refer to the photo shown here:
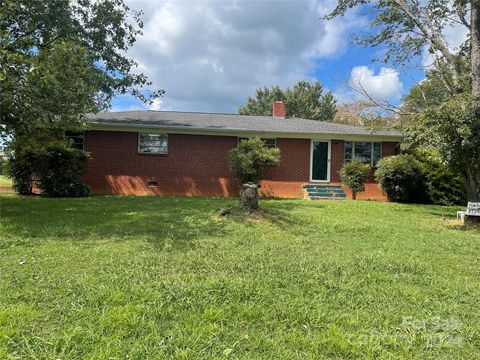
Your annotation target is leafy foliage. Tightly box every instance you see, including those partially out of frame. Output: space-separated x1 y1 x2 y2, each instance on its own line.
7 140 90 197
339 160 370 200
375 155 428 203
35 142 90 197
5 143 36 195
406 95 480 201
325 0 470 95
0 0 163 137
410 147 467 206
239 80 337 121
325 0 479 204
402 55 471 114
228 137 281 185
375 151 466 205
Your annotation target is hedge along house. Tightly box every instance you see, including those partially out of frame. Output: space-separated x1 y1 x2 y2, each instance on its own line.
79 101 402 200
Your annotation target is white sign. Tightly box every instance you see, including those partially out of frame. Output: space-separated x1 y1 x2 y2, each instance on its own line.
467 202 480 216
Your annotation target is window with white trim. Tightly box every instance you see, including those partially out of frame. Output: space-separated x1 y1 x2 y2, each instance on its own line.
345 141 382 166
139 133 168 154
238 137 277 148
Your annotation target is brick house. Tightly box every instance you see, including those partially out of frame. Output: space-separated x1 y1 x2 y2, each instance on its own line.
79 101 401 200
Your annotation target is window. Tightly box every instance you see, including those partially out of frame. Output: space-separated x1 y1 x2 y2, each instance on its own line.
373 142 382 164
238 137 277 148
139 133 168 154
344 142 382 166
66 131 84 150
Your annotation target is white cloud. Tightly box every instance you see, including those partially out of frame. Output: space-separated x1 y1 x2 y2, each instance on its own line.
150 98 163 111
121 0 364 112
348 66 403 102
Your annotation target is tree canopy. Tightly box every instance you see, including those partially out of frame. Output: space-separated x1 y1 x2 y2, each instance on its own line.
326 0 480 206
238 80 337 121
325 0 478 98
0 0 163 137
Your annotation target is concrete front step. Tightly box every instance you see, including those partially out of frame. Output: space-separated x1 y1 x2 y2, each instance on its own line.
308 192 346 196
306 189 345 194
304 185 344 190
310 195 346 200
304 184 347 200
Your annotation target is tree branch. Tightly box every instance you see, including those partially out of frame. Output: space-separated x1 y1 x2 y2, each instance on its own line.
392 0 461 92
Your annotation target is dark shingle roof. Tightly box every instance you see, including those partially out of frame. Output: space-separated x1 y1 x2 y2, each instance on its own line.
85 110 401 138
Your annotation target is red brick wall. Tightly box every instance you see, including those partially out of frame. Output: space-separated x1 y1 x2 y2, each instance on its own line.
330 140 345 182
83 130 398 199
260 138 310 198
83 131 238 196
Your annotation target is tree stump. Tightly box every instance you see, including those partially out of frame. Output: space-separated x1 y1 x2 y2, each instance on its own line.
241 183 259 213
465 215 480 226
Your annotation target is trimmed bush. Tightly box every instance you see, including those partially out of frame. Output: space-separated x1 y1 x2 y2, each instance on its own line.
228 137 281 212
36 142 90 197
8 140 90 197
375 155 428 203
228 137 281 185
340 160 370 200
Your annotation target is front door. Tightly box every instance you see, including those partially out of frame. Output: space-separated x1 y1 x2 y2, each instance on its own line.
311 141 330 182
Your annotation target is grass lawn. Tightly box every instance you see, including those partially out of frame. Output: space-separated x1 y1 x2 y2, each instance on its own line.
0 175 12 187
1 195 479 359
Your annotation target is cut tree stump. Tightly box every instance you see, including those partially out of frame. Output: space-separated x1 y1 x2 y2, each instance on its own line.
241 183 259 213
465 215 480 226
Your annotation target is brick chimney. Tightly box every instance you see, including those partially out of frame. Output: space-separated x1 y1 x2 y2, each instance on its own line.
272 101 286 118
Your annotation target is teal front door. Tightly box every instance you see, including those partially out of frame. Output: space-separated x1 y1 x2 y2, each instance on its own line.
311 141 330 181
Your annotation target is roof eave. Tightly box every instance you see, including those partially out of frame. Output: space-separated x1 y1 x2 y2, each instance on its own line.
86 121 403 142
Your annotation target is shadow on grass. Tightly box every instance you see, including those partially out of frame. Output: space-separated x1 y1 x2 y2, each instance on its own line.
218 199 325 231
1 196 240 251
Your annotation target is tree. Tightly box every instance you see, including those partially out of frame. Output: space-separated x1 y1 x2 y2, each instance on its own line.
339 160 370 200
228 138 281 212
239 80 337 121
0 0 163 137
402 45 471 113
406 95 480 202
325 0 477 97
333 101 408 130
326 0 480 222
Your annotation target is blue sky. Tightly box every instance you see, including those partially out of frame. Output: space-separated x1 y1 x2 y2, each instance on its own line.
111 0 465 114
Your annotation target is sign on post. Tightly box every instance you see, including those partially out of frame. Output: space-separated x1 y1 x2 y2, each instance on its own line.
467 202 480 216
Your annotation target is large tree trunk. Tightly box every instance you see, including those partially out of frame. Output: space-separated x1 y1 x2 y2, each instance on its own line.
240 183 259 213
464 3 480 225
472 0 480 98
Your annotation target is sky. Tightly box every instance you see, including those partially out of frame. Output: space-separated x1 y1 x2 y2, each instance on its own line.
111 0 468 114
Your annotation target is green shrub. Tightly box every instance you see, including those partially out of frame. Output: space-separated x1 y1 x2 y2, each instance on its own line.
410 147 466 205
6 145 36 195
228 137 281 185
8 140 90 197
36 142 90 197
425 167 466 205
375 155 428 203
339 160 370 200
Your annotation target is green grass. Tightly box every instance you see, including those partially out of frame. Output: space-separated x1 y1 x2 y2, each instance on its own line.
0 175 12 187
1 195 479 359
